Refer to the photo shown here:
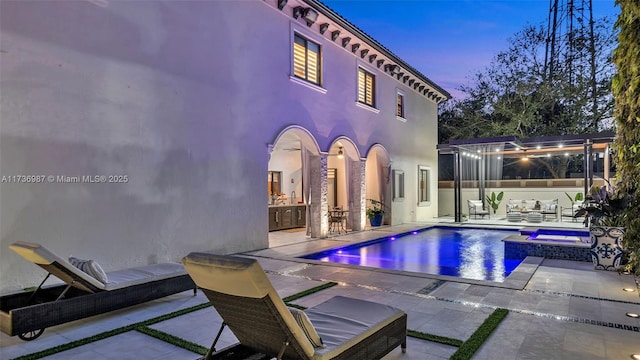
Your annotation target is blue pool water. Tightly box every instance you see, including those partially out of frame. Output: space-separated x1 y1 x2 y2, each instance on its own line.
302 227 523 282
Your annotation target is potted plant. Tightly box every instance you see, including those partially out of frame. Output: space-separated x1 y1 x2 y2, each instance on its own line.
575 183 630 271
485 191 504 214
366 199 385 227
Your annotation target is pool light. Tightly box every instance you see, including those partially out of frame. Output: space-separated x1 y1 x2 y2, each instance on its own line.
390 237 396 240
622 288 635 292
412 231 418 235
626 312 639 318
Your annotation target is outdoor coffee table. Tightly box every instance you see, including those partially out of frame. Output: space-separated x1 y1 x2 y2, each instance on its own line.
507 212 523 222
527 211 543 223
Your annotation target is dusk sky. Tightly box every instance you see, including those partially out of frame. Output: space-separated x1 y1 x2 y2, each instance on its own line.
321 0 620 100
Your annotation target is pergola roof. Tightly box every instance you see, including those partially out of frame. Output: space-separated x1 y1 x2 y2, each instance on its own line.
437 131 616 159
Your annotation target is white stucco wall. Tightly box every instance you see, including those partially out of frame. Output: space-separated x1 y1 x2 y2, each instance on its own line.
0 0 443 292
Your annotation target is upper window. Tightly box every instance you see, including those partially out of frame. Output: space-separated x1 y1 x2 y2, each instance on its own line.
397 93 405 118
293 34 321 85
358 68 376 107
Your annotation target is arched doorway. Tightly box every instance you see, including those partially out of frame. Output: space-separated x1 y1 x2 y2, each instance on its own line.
328 138 365 232
365 144 392 226
269 126 323 237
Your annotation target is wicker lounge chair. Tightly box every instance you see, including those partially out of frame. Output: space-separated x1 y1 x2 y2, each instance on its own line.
182 253 407 360
1 241 196 341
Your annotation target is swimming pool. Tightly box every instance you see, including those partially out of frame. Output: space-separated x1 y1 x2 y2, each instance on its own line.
302 227 523 282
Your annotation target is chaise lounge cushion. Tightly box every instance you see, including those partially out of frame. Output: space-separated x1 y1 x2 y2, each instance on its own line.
307 296 405 359
104 263 187 290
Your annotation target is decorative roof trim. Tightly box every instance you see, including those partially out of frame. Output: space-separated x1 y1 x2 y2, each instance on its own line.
302 0 451 102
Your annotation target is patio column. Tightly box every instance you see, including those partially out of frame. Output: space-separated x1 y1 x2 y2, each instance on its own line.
309 153 329 238
478 148 486 208
347 159 366 231
604 144 610 182
454 149 462 222
583 139 593 195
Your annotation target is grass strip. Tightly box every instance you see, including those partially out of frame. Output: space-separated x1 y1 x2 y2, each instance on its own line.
12 281 337 360
137 302 210 327
136 326 208 355
282 281 338 303
285 302 307 310
407 329 463 347
449 308 509 360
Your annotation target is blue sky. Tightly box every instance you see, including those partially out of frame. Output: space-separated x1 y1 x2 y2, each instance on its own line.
321 0 620 99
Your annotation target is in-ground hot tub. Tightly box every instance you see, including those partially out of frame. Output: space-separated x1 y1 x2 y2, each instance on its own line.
504 228 591 262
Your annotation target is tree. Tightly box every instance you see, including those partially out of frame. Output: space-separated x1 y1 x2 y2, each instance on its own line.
611 0 640 273
438 17 617 179
439 17 616 141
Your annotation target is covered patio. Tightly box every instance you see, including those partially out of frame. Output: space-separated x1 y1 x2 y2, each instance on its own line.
437 132 616 223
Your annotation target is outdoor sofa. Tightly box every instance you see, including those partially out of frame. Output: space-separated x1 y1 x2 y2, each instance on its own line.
0 241 195 341
182 252 407 360
506 199 559 220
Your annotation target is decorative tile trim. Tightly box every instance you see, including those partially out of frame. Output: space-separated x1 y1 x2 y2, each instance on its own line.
504 241 591 262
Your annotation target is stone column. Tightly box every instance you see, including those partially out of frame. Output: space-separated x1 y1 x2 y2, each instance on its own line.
348 159 366 231
309 154 328 238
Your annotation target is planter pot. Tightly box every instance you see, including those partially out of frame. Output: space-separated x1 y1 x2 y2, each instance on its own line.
590 226 625 271
369 213 383 227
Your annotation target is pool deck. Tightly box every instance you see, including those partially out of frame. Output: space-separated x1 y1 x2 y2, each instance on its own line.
1 221 639 360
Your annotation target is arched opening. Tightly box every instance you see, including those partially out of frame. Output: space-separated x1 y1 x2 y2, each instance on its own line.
327 138 364 232
365 144 392 226
268 126 322 237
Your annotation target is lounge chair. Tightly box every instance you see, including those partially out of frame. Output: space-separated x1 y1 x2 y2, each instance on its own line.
1 241 196 341
182 253 407 360
468 199 489 219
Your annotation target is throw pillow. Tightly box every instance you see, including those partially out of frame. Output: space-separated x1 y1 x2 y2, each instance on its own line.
69 256 109 285
288 307 324 348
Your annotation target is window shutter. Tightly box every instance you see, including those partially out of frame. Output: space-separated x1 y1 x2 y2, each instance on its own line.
365 72 374 106
358 69 366 103
307 42 319 84
293 36 306 79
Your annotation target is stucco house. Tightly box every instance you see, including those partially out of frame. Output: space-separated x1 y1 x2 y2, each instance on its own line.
0 0 449 292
